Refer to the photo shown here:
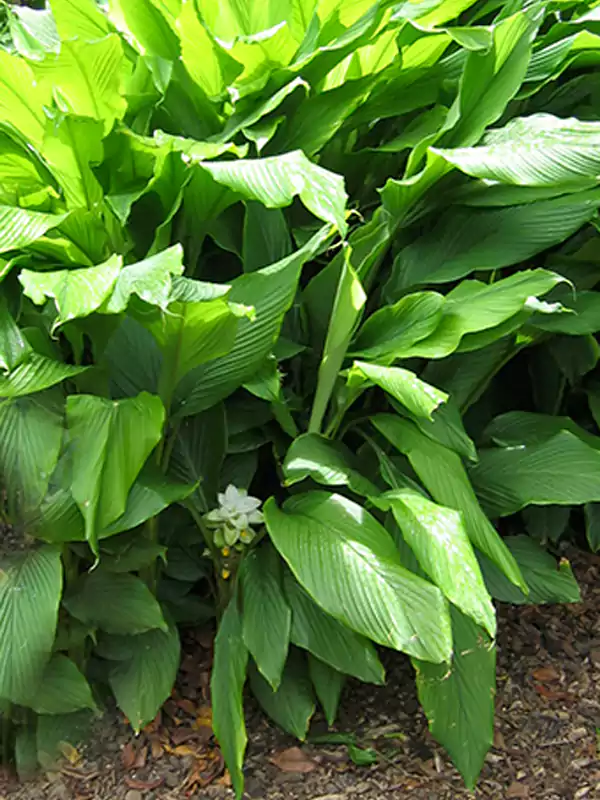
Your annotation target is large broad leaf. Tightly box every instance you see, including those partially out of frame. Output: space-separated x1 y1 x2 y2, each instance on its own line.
389 191 600 290
66 392 165 553
9 7 60 60
0 299 31 372
585 504 600 552
284 570 385 685
249 651 315 740
264 491 452 663
0 206 67 254
32 36 126 135
484 411 600 451
104 316 163 398
50 0 112 41
20 257 122 332
0 546 62 705
372 415 525 591
0 354 87 397
309 250 366 433
478 536 580 605
173 228 331 416
308 655 344 727
200 151 347 234
350 361 448 420
240 545 291 690
470 431 600 517
65 568 167 634
103 622 180 733
375 489 495 636
242 203 291 273
531 290 600 335
414 607 495 790
435 114 600 187
282 433 378 496
27 654 96 715
0 392 64 513
211 597 248 800
0 50 49 148
102 245 185 314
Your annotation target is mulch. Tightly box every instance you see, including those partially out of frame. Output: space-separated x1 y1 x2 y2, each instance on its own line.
2 549 599 800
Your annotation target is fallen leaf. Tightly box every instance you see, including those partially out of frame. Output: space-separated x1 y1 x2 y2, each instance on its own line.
493 730 506 750
507 781 529 798
124 776 164 790
194 706 213 729
149 737 164 760
532 666 560 682
170 728 198 746
217 770 232 787
121 742 135 770
533 684 572 701
59 743 82 766
132 744 147 770
175 698 197 716
270 747 317 773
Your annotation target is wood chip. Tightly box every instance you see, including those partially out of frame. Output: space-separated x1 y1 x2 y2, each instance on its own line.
507 781 529 797
532 666 560 682
270 747 318 773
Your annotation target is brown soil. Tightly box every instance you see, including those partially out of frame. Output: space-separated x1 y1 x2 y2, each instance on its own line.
1 550 599 800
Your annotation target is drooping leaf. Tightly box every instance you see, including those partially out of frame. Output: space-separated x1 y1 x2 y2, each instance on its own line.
0 297 31 372
414 607 495 790
0 50 49 148
211 597 248 800
9 6 60 60
0 546 63 705
66 393 165 553
65 569 167 634
0 206 67 255
350 361 448 420
265 491 452 662
308 655 345 727
27 654 96 715
242 203 291 273
0 354 87 397
50 0 112 42
102 245 184 314
241 545 291 690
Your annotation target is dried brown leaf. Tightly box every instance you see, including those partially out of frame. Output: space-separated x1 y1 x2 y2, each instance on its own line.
270 747 317 773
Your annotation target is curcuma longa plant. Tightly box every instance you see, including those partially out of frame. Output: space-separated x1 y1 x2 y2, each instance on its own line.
2 0 600 793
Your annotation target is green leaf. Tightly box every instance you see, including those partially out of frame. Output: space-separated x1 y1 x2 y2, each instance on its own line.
478 536 580 605
0 546 63 705
100 537 167 573
241 545 291 690
105 623 180 733
0 206 67 254
104 317 162 398
249 651 315 740
265 492 452 662
351 291 445 360
350 361 448 420
375 489 495 636
394 398 477 462
200 151 348 234
9 7 59 60
0 392 64 513
66 393 165 553
372 415 525 591
20 257 122 332
0 50 49 148
485 411 600 450
585 503 600 552
283 433 378 496
414 607 495 790
36 710 94 770
102 246 185 314
0 298 31 372
50 0 112 41
531 290 600 335
243 203 291 273
309 249 366 433
108 0 180 62
308 656 344 727
211 597 248 800
173 227 332 416
65 569 167 634
470 432 600 517
32 36 126 135
435 114 600 187
284 570 385 685
168 405 227 513
0 354 87 397
27 654 96 715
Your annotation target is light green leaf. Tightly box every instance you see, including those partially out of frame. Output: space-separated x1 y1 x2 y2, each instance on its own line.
0 206 67 255
241 546 291 690
284 570 385 684
0 298 31 372
470 431 600 517
414 607 495 790
372 414 525 591
478 536 581 604
435 114 600 187
20 257 122 332
309 249 366 433
32 36 126 135
0 546 63 705
249 651 315 740
105 623 180 733
9 7 59 60
308 656 344 727
265 491 452 662
211 597 248 800
0 50 49 148
50 0 112 41
283 433 378 496
0 354 87 397
66 393 165 553
102 246 184 314
351 291 445 360
28 654 96 715
65 569 166 634
375 489 495 636
108 0 180 62
200 151 347 234
350 361 448 420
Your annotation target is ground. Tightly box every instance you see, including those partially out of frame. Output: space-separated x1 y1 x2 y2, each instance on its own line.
1 550 599 800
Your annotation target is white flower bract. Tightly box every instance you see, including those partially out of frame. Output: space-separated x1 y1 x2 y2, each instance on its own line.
203 484 264 547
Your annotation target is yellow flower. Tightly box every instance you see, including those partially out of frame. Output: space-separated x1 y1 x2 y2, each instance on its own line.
221 568 231 580
221 546 230 557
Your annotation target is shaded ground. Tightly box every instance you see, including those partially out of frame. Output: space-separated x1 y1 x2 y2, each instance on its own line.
2 550 599 800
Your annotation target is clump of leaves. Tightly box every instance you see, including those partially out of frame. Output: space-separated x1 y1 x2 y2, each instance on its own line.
0 0 598 795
